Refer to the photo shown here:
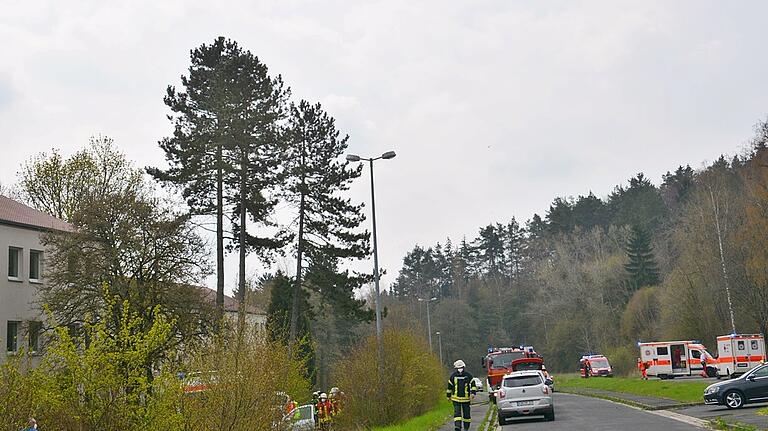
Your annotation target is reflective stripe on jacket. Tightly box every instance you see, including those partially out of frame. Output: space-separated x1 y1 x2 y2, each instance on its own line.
446 371 477 402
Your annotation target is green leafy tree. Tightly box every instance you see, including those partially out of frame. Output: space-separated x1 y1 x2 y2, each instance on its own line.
40 185 214 366
34 298 183 430
282 100 369 342
19 136 142 223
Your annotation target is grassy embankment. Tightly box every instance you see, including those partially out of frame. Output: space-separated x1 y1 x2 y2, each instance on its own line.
370 398 452 431
557 374 708 403
370 398 497 431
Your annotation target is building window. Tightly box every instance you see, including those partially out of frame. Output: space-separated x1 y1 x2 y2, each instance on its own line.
6 321 20 352
8 247 21 280
28 321 42 353
29 250 42 281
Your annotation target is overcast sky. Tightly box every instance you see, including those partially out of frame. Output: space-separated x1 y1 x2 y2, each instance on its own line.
2 1 767 295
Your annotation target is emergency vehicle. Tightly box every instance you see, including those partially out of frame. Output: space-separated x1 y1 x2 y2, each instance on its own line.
715 334 766 378
579 355 613 377
638 341 716 379
482 347 538 401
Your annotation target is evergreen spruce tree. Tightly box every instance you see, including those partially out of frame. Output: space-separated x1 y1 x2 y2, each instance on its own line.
624 225 661 291
475 224 505 279
504 218 525 281
283 100 370 342
572 192 608 230
546 197 574 234
266 272 315 382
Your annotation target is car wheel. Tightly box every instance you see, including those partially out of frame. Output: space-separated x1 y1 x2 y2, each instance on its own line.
724 390 745 409
498 415 506 426
545 410 555 421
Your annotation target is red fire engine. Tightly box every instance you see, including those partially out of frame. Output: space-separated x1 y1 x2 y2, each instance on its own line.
482 346 539 402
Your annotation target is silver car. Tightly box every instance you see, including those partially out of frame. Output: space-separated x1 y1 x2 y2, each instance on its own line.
497 371 555 425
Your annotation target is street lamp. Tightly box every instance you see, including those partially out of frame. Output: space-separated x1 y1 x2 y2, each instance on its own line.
418 297 437 351
346 150 396 373
436 331 443 366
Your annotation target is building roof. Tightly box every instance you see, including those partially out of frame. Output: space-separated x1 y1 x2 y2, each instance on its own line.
200 286 265 315
0 195 73 232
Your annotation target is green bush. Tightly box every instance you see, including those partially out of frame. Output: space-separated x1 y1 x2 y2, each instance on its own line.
181 324 311 430
603 344 639 377
0 354 38 431
332 329 443 429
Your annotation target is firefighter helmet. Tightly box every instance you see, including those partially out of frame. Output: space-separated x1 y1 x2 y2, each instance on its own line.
453 359 466 368
319 392 328 401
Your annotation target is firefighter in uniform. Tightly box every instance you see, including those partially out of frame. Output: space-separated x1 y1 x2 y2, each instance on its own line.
316 392 333 430
447 359 477 431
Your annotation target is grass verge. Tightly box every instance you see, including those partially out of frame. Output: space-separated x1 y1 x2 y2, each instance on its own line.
476 401 495 431
371 398 453 431
557 374 708 403
711 417 759 431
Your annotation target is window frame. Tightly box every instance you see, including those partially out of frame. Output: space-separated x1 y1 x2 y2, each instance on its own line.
28 321 42 353
28 250 42 282
657 346 669 356
6 321 20 352
7 247 21 281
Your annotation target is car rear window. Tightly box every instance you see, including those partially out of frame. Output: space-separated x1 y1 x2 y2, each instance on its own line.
503 375 542 388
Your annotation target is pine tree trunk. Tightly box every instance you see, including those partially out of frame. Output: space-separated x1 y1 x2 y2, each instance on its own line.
238 150 247 306
216 142 225 312
289 144 306 343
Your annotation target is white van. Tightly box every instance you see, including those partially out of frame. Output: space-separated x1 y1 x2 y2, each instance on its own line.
638 341 716 379
716 334 766 378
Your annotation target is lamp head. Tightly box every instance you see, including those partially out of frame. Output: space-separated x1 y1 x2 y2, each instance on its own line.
346 154 361 162
381 151 396 160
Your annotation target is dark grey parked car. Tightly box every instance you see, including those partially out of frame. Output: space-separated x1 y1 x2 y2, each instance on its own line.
704 363 768 409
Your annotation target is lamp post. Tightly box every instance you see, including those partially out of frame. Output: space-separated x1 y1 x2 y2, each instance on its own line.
436 331 443 366
418 297 437 351
346 151 396 375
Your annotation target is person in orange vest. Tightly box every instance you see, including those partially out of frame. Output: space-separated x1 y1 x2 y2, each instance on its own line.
642 361 650 380
316 392 333 430
329 387 344 417
283 394 297 416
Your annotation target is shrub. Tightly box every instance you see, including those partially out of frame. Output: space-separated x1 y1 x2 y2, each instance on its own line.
332 329 443 429
31 303 183 430
603 344 639 377
0 354 38 431
181 323 311 431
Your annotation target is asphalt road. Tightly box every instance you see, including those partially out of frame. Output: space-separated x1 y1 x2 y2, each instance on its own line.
497 393 704 430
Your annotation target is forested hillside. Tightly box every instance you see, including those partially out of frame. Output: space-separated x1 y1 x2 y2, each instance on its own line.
387 119 768 375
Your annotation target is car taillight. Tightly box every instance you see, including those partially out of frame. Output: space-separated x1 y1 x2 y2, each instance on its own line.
498 390 505 399
542 386 549 394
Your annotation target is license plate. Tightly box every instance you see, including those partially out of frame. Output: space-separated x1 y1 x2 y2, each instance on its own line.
517 401 534 406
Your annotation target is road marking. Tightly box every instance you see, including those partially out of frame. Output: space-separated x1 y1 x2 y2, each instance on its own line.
646 409 711 429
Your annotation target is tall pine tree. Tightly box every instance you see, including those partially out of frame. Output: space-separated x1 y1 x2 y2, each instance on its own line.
283 100 370 342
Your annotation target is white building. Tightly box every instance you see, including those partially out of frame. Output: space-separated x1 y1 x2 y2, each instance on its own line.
0 196 72 359
0 195 267 360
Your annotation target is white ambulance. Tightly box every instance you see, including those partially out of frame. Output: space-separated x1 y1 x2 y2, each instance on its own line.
638 341 716 379
715 334 766 378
